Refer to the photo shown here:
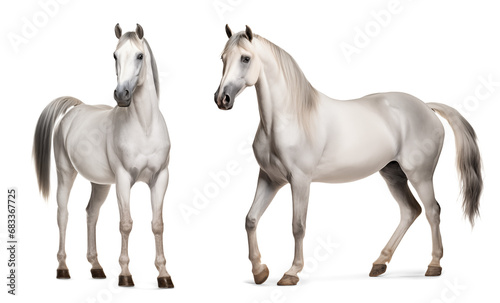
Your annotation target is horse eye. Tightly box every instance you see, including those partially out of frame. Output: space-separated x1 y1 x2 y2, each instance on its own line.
113 53 117 60
137 53 143 60
242 56 250 63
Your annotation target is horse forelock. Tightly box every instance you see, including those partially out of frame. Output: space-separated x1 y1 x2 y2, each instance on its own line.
221 32 253 57
117 32 142 49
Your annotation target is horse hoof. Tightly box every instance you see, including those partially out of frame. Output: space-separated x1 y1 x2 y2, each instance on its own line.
91 269 106 279
425 266 442 276
277 274 299 286
118 275 135 287
56 269 71 279
158 276 174 288
253 265 269 285
369 264 387 277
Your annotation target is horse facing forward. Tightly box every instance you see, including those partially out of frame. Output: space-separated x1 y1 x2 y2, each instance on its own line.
214 25 482 285
33 24 173 288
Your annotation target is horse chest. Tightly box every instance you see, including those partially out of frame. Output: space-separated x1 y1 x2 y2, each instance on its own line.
114 129 169 173
253 131 306 182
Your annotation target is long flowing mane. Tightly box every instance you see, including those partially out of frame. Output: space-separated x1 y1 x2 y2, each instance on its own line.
223 32 319 129
118 32 160 98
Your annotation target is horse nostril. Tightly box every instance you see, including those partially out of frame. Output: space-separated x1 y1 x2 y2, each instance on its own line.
124 90 130 98
224 94 230 105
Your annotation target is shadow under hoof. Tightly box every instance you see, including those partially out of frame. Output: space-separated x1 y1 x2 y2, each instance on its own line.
277 274 299 286
254 265 269 285
425 266 442 276
369 264 387 277
118 275 135 287
91 269 106 279
158 276 174 288
57 269 71 279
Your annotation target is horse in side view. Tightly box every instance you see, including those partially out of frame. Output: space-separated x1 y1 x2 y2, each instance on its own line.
214 25 482 285
33 24 173 288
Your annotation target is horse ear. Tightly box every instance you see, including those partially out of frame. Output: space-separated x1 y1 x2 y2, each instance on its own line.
245 25 253 42
225 24 232 39
115 23 122 39
136 24 144 39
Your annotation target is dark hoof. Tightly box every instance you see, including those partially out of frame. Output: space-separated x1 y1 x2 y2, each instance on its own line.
369 264 387 277
425 266 442 276
91 268 106 279
118 275 135 287
57 269 71 279
253 265 269 285
277 274 299 286
158 276 174 288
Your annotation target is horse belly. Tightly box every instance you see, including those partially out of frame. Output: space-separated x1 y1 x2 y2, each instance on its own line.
72 150 115 184
313 152 393 183
61 108 116 184
313 124 398 183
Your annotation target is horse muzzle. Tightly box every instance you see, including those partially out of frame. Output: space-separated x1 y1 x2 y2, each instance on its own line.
214 86 236 110
114 88 131 107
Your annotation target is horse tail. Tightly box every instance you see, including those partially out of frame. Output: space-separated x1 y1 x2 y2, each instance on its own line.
33 96 83 200
427 102 482 226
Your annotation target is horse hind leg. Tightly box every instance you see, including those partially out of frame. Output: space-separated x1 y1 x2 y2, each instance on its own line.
370 161 422 277
86 183 111 279
406 175 443 276
55 162 77 279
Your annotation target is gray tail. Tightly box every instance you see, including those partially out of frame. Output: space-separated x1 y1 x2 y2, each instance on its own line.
427 102 482 226
33 97 82 200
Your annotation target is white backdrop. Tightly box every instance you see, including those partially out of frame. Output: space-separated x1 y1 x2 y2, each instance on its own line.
1 0 499 302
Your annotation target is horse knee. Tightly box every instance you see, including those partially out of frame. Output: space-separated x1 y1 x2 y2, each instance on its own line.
152 221 164 235
292 221 305 239
245 215 257 232
120 220 133 234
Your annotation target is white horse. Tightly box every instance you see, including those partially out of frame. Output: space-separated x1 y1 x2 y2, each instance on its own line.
33 24 173 288
215 25 482 285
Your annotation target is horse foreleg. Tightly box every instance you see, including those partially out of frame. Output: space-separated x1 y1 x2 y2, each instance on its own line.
86 183 111 278
278 176 311 286
246 170 284 284
116 172 134 286
149 168 173 288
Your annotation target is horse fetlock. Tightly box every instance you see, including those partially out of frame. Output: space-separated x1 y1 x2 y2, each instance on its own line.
119 255 130 266
249 251 262 263
433 248 444 260
293 260 305 270
57 252 67 262
87 252 98 263
381 249 391 257
154 256 166 269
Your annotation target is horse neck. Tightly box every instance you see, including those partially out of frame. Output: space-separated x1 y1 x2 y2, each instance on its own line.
128 54 159 134
254 44 298 135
